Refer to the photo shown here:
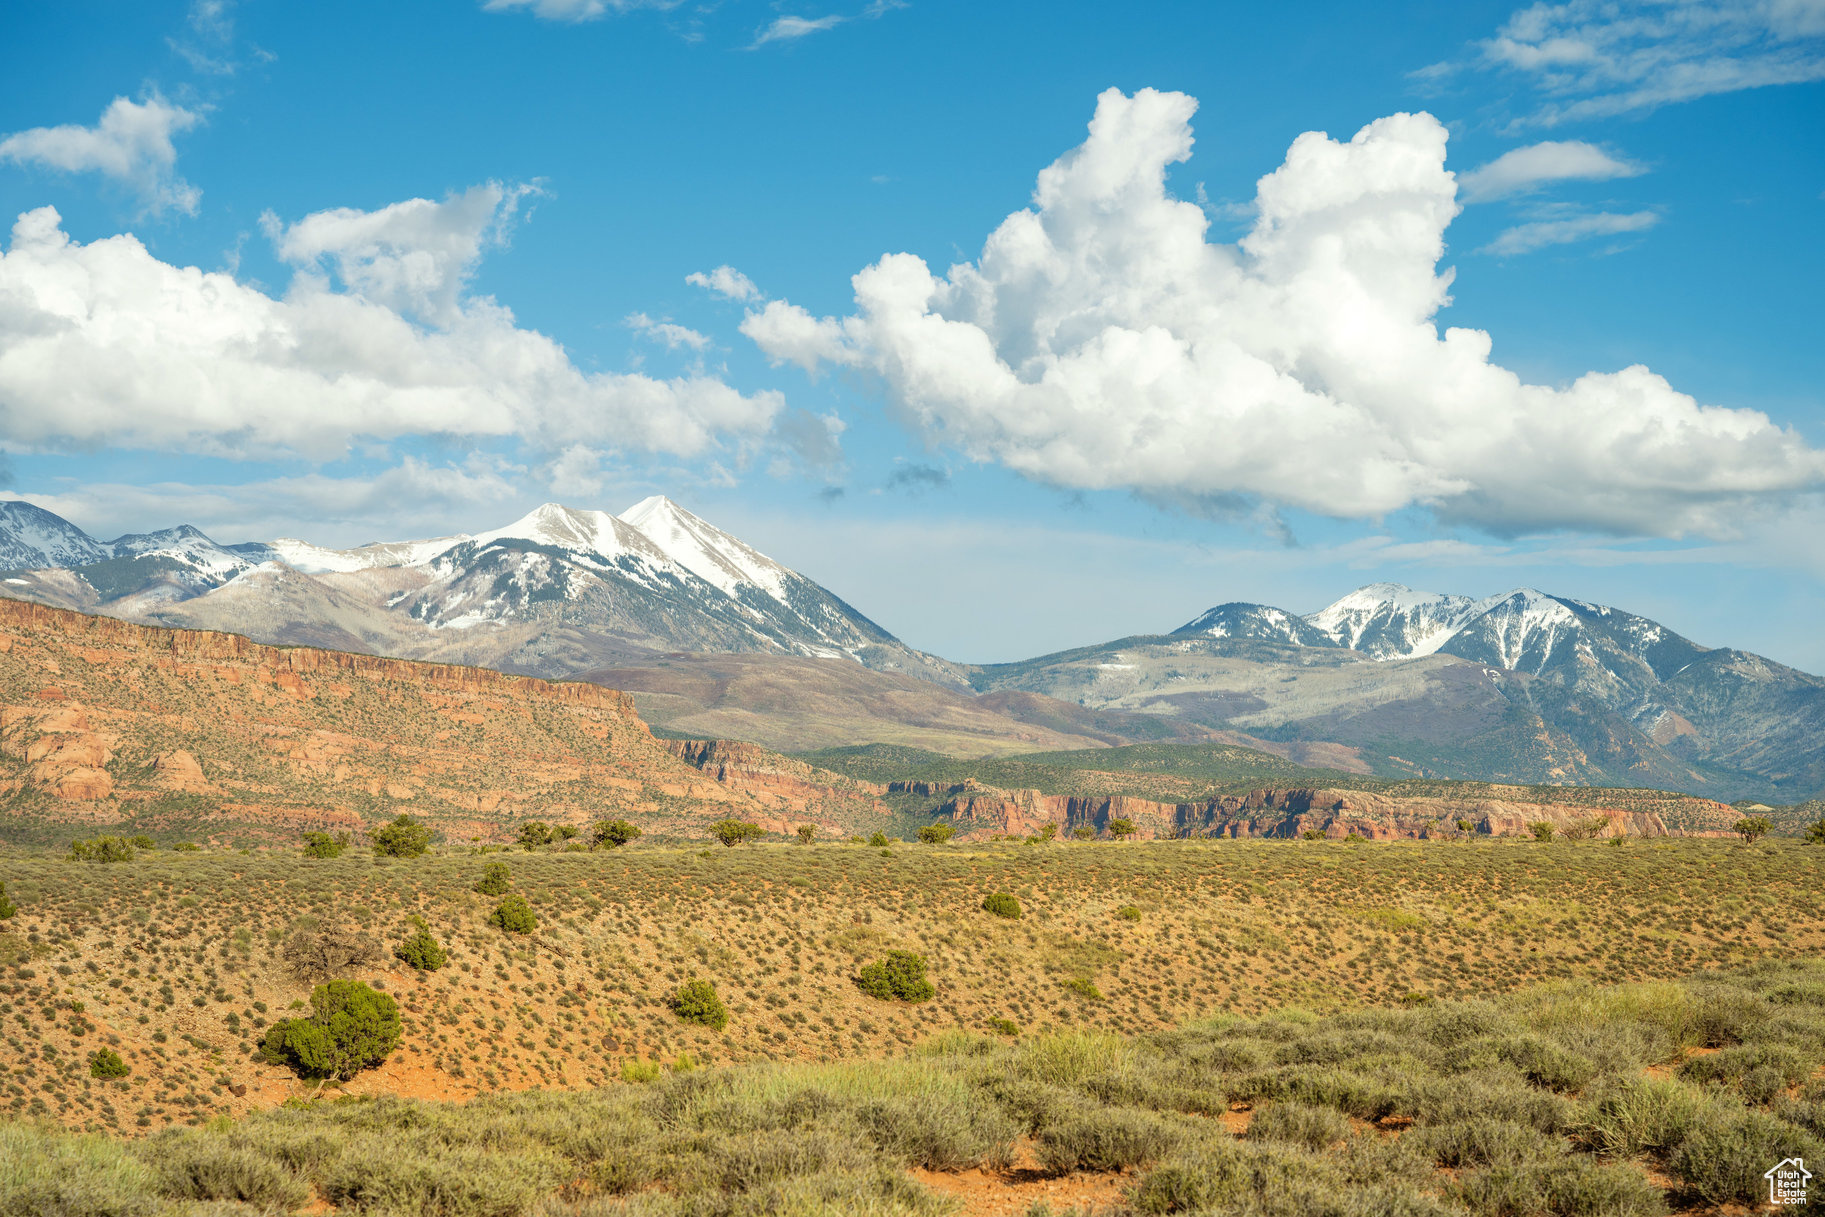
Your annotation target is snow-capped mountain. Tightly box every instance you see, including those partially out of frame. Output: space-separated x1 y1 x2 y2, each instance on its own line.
1173 602 1337 648
0 496 964 687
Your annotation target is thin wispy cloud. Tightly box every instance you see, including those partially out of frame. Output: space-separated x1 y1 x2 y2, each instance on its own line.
1421 0 1825 125
1482 207 1660 255
751 14 847 47
481 0 680 21
1458 140 1645 202
626 312 712 351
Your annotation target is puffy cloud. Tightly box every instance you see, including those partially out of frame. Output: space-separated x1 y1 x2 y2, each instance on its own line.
1483 207 1659 255
0 198 782 462
0 95 204 215
752 15 846 45
1473 0 1825 123
740 87 1825 539
687 265 762 301
625 312 711 351
1458 140 1643 202
263 182 537 325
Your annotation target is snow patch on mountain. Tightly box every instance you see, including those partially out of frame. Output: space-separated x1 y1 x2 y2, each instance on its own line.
620 495 791 603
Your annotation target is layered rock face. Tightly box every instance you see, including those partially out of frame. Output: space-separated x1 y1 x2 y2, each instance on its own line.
0 600 881 844
662 739 884 834
934 781 1732 841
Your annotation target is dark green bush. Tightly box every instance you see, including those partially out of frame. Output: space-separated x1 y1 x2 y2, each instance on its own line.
69 836 134 863
259 979 401 1081
1116 904 1142 921
671 978 729 1029
301 831 349 859
0 880 15 919
711 820 765 847
88 1048 129 1079
516 821 554 851
475 860 511 896
1107 817 1137 839
592 819 642 848
916 823 955 844
395 917 447 971
369 815 430 858
982 892 1021 919
489 894 537 934
126 834 156 850
856 951 935 1002
868 831 890 847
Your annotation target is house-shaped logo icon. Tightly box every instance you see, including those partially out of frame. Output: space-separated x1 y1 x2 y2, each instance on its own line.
1766 1158 1811 1206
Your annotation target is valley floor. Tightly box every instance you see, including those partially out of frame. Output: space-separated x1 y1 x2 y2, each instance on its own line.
0 837 1819 1139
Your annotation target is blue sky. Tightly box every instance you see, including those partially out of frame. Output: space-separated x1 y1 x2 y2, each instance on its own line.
1 0 1822 666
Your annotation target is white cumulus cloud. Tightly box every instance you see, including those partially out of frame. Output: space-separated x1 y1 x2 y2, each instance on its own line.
739 87 1825 539
262 182 537 325
0 195 782 462
1458 140 1644 202
0 95 204 215
686 264 762 301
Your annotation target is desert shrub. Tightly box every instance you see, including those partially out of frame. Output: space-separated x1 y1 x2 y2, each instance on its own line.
1733 815 1771 843
283 925 381 982
989 1017 1019 1036
0 1122 157 1217
1131 1144 1251 1214
1677 1042 1813 1090
1062 977 1103 1000
395 917 447 971
711 820 765 847
1037 1105 1183 1172
151 1132 311 1208
1528 822 1555 842
868 831 890 847
857 951 935 1002
671 978 729 1030
370 815 431 857
517 821 554 851
592 819 642 849
69 835 134 863
259 979 401 1081
0 880 14 919
982 892 1022 919
796 824 817 844
916 823 955 844
87 1048 129 1079
171 841 199 851
1108 818 1137 839
490 894 538 934
1415 1117 1555 1168
621 1059 662 1083
126 834 156 850
1116 904 1142 921
301 831 349 859
1246 1101 1353 1151
1666 1109 1822 1206
1579 1076 1718 1156
475 860 511 895
1806 817 1825 844
1456 1160 1665 1217
1071 825 1095 840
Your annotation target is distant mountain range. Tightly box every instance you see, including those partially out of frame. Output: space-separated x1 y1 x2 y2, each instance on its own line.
3 499 1822 802
0 496 963 686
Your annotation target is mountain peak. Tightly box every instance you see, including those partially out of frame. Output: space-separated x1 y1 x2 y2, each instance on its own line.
620 496 791 602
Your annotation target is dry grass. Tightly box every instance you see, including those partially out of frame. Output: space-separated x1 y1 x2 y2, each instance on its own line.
0 834 1820 1137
